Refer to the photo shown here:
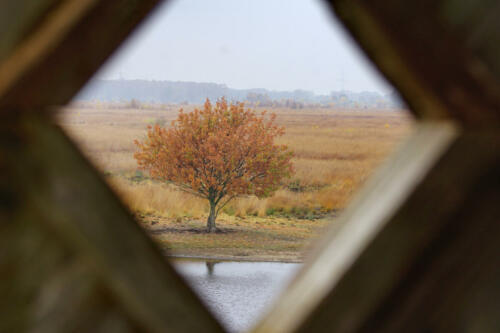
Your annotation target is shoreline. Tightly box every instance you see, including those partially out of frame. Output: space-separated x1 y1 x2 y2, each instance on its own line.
140 213 331 265
166 252 303 264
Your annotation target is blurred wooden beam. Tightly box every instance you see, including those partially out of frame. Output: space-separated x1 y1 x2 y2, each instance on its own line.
322 0 500 125
0 0 58 62
0 114 225 332
2 0 500 332
0 0 225 330
254 2 500 328
0 0 163 110
254 123 500 332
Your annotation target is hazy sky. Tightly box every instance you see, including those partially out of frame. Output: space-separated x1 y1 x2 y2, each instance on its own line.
97 0 392 94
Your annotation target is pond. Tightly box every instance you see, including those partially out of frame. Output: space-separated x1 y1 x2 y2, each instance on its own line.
173 260 300 332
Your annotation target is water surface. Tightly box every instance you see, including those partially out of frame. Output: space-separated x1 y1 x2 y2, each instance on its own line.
174 260 300 332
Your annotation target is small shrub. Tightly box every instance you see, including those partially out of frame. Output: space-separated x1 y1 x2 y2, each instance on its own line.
130 170 145 182
266 207 277 216
129 99 141 109
287 179 304 192
223 206 236 216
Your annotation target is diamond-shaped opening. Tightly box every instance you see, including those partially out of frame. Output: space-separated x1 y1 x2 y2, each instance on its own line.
56 0 414 331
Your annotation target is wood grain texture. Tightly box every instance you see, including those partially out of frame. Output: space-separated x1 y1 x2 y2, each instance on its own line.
253 125 500 333
0 0 58 63
0 0 163 110
323 0 500 126
2 0 500 332
0 114 225 332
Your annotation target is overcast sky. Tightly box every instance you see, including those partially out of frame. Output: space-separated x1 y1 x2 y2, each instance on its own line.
96 0 392 94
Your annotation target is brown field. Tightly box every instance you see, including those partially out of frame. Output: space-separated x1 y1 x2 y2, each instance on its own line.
57 104 413 261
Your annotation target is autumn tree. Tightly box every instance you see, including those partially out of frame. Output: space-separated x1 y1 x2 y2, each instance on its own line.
134 98 294 232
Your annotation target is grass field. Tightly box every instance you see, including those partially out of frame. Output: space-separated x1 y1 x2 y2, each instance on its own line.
57 104 413 261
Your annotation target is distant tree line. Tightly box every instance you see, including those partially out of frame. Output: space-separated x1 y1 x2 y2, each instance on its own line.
75 79 404 109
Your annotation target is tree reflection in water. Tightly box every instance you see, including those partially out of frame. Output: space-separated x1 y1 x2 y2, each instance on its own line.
205 261 220 277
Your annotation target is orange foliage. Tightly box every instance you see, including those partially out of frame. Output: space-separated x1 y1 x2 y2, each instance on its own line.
134 98 294 231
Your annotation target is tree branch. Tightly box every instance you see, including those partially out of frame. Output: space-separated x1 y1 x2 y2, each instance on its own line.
215 194 238 217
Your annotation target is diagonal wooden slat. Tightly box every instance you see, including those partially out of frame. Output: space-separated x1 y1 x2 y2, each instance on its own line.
0 0 225 331
2 0 500 332
0 0 58 63
254 1 500 331
322 0 500 125
254 124 500 332
0 0 163 110
0 113 225 332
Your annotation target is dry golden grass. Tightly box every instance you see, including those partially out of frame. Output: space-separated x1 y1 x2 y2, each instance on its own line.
137 212 334 262
57 105 413 219
57 105 413 259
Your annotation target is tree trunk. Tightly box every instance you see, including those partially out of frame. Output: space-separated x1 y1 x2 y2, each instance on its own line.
207 201 217 233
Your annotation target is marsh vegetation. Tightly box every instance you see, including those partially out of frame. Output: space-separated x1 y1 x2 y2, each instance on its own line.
58 103 412 260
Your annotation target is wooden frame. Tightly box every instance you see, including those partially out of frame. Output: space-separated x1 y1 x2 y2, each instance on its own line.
1 0 499 332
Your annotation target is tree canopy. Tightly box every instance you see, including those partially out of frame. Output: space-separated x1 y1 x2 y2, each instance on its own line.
134 98 293 232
